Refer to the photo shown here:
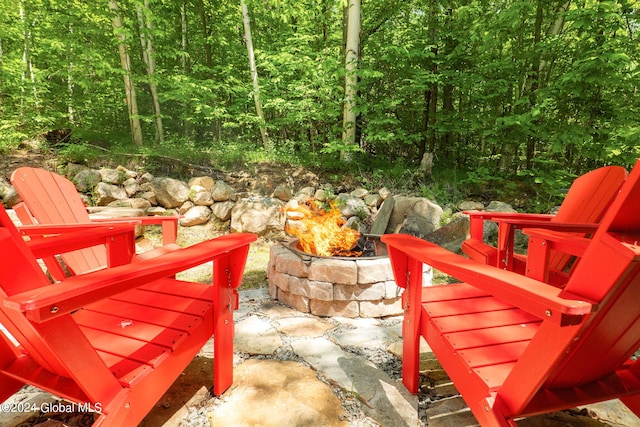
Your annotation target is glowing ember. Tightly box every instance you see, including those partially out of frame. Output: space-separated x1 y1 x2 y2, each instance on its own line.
284 201 361 257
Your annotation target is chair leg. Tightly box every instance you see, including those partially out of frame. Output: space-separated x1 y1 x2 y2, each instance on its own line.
0 337 25 402
401 256 424 394
620 394 640 419
0 373 24 404
212 254 236 395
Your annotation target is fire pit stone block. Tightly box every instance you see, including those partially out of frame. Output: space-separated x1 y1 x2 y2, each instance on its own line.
359 298 403 318
310 299 360 318
289 278 334 301
274 250 309 278
308 259 358 285
334 283 386 301
277 289 311 313
355 258 395 283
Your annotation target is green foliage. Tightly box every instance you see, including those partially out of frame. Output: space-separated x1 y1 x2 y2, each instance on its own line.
0 0 638 213
0 121 28 153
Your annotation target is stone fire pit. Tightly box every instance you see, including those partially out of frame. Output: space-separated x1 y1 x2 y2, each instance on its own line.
267 239 432 318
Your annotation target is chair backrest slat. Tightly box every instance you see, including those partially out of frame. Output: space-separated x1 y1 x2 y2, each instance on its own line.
11 167 107 274
545 161 640 387
548 165 627 271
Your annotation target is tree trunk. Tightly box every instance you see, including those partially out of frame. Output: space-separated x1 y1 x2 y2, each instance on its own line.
19 1 39 113
180 0 190 74
341 0 361 162
137 1 164 143
67 23 75 124
540 0 571 85
241 0 270 150
0 37 4 110
525 0 545 169
198 0 212 69
109 0 143 146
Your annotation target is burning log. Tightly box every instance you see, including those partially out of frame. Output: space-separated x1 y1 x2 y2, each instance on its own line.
284 201 361 257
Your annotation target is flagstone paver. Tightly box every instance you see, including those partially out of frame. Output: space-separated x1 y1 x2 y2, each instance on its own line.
208 359 349 427
291 337 419 427
274 316 335 337
234 315 282 355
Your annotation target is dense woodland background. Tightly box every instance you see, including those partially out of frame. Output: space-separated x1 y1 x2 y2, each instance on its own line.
0 0 638 211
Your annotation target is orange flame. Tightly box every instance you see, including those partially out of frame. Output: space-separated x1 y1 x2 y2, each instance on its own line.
284 201 361 257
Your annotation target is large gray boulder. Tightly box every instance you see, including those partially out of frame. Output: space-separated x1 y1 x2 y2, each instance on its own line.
211 180 234 202
180 205 212 226
230 197 284 236
99 168 125 185
387 196 443 237
335 193 369 219
94 182 128 206
144 177 190 208
73 169 101 192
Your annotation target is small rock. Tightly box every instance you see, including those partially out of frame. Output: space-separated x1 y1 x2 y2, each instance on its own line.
73 169 101 192
178 200 194 215
351 188 369 199
188 176 215 190
486 200 516 213
150 177 190 208
211 180 234 202
123 177 140 197
180 205 211 226
378 187 391 200
107 198 151 211
94 182 128 206
99 168 124 185
272 185 293 202
190 186 213 206
2 187 21 207
230 197 284 236
139 172 154 183
146 206 166 216
335 193 369 219
211 201 234 221
458 200 484 211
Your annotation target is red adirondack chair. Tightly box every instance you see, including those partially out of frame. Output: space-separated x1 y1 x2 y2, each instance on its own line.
382 159 640 426
11 166 182 280
0 204 256 426
462 165 626 286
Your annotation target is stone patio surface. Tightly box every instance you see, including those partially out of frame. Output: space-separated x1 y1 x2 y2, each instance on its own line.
1 287 639 427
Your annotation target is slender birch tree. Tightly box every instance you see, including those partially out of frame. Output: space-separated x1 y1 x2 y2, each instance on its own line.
241 0 270 150
341 0 360 162
137 0 164 143
19 1 39 114
109 0 143 146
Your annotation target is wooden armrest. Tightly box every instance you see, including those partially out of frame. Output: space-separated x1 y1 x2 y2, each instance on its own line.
465 211 554 240
92 216 181 224
493 218 599 233
23 224 136 260
381 234 594 325
464 211 554 221
4 233 257 322
18 221 140 236
523 228 591 256
92 216 180 245
20 224 137 269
